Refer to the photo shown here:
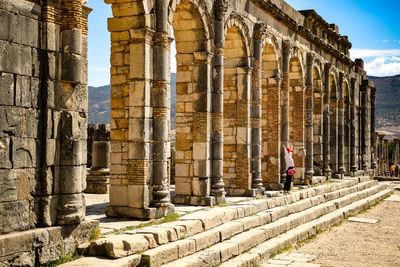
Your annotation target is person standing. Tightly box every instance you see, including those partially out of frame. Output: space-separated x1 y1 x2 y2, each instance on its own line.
283 145 295 194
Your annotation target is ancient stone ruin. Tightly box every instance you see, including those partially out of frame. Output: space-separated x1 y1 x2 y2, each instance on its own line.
0 0 392 266
105 0 377 219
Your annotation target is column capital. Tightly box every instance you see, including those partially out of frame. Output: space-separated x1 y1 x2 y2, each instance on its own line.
306 52 315 67
324 62 332 74
254 22 268 41
214 0 229 19
282 39 292 56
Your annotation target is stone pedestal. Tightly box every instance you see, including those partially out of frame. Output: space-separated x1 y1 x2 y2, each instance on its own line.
85 141 110 194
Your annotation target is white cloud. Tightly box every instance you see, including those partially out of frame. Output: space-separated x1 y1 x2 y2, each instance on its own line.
364 57 400 77
382 39 389 43
350 48 400 58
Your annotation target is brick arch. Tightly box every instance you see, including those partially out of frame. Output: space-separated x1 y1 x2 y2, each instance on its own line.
312 65 324 175
171 0 212 197
261 41 281 186
169 0 214 46
329 70 339 99
289 56 305 180
224 14 252 62
223 24 251 195
260 33 281 70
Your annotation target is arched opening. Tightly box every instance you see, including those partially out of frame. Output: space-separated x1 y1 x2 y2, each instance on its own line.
223 26 251 195
261 43 280 187
343 81 351 174
171 0 211 197
288 57 305 181
329 73 338 175
312 66 323 175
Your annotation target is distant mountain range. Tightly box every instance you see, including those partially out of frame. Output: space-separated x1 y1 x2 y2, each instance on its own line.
88 73 177 125
89 73 400 133
369 75 400 132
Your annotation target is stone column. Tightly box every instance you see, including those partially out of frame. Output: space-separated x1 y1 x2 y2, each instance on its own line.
384 139 389 175
211 0 228 203
304 53 314 184
323 63 332 178
361 80 371 171
280 40 291 179
86 124 110 194
370 87 377 171
337 73 345 178
378 135 385 175
251 23 266 192
152 0 174 213
350 78 358 175
57 0 86 225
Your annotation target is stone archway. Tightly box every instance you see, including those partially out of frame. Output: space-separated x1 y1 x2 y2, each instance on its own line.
223 25 251 195
261 43 281 187
312 66 323 175
288 56 305 181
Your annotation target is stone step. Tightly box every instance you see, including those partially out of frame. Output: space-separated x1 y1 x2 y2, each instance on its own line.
162 184 389 267
221 188 393 267
86 178 375 260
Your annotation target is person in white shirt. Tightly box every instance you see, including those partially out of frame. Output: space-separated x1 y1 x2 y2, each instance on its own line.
283 145 295 194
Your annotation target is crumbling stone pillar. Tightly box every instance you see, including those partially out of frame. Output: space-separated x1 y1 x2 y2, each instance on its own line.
304 53 314 184
378 134 385 175
56 0 87 226
250 23 265 192
337 73 345 178
280 40 291 179
211 0 228 203
86 124 110 194
370 88 377 171
323 63 332 178
361 80 372 171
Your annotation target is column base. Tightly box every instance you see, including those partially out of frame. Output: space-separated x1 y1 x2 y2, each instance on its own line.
85 170 110 194
173 195 216 206
247 188 265 197
105 204 175 220
264 183 284 191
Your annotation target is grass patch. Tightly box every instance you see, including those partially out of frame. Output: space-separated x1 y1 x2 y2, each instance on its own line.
45 250 80 267
120 212 181 233
90 226 101 241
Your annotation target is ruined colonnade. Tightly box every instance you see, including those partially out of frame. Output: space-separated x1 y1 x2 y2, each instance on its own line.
105 0 377 219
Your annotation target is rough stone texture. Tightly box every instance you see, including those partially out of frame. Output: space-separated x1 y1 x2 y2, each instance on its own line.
0 0 92 265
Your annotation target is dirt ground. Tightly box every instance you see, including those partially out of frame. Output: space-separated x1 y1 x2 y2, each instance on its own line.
292 188 400 267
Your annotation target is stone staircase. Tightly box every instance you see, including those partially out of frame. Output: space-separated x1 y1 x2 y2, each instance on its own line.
61 177 392 267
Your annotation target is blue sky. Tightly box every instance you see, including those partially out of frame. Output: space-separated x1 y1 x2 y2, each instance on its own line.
87 0 400 86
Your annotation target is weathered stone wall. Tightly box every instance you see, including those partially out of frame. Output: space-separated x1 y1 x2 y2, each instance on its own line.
0 0 90 233
0 0 96 265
